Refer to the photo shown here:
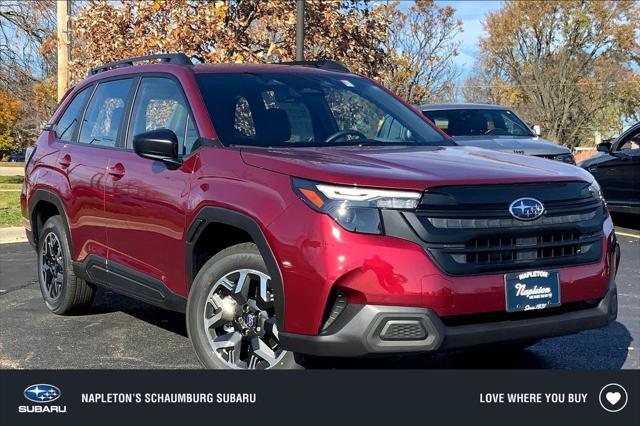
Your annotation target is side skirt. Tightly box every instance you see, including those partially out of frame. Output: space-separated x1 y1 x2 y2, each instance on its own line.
73 255 186 313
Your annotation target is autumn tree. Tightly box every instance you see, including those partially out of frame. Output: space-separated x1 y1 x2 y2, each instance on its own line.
462 51 526 107
71 0 391 83
0 90 21 158
2 0 465 154
0 1 56 89
382 0 462 104
466 0 640 146
0 0 58 149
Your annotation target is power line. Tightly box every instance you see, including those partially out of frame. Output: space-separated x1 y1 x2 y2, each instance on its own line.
459 79 638 89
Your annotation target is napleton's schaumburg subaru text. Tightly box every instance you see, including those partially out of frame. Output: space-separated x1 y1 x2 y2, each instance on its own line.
21 54 620 369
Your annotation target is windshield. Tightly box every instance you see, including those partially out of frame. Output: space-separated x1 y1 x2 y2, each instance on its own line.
196 72 450 147
422 108 534 138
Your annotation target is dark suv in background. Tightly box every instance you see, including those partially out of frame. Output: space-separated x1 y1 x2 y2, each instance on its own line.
22 54 619 369
579 122 640 215
7 150 26 162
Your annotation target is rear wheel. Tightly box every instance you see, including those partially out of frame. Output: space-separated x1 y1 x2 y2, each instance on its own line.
37 216 96 314
186 243 303 369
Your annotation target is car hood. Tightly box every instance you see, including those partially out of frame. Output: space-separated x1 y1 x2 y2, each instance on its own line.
578 152 612 168
240 145 592 190
452 136 570 156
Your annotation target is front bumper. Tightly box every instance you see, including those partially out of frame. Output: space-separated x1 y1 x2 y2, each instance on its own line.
280 280 617 357
267 199 617 336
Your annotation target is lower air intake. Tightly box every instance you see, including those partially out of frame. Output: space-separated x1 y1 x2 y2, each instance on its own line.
379 320 427 341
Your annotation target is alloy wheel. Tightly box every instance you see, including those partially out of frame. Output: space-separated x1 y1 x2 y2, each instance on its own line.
40 232 64 301
203 269 286 369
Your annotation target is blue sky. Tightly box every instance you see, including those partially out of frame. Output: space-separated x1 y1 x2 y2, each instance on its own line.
395 1 503 80
437 1 503 78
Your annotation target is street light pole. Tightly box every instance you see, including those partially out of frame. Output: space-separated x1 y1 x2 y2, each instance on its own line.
295 0 305 61
56 0 71 101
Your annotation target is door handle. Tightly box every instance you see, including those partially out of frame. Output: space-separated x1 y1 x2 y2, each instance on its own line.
107 163 125 180
58 153 71 168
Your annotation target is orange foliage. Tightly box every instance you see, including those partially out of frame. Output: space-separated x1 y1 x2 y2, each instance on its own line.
71 0 391 83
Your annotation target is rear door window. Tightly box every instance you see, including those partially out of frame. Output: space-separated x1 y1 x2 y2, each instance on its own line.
78 78 133 148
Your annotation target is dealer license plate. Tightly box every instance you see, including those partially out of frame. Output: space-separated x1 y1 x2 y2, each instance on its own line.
504 270 561 313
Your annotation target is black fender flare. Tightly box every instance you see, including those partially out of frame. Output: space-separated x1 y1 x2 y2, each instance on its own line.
185 206 285 330
28 189 73 254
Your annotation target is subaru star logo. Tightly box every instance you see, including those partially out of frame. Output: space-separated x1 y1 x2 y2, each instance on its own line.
509 198 545 221
24 384 61 403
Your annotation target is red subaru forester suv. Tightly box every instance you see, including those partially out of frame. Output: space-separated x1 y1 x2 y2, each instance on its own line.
22 54 619 369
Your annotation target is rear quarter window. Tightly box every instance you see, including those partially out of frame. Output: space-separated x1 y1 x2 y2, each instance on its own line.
55 86 93 142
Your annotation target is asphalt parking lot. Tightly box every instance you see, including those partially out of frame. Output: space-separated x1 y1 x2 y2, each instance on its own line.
0 214 638 370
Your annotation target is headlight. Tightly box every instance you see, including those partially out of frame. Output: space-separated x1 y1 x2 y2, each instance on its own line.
588 180 605 203
292 178 421 234
553 153 575 164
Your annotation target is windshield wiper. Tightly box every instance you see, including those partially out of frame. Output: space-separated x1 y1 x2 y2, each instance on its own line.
334 138 418 147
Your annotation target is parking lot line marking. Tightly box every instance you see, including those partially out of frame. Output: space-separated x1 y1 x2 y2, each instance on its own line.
616 231 640 239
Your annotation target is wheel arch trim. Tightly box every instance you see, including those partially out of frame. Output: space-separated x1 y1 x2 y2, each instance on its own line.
186 206 286 330
28 188 73 255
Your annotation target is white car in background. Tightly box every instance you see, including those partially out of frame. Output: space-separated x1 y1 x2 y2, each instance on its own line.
409 103 575 164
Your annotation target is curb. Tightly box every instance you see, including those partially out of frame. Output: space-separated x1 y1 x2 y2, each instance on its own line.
0 227 27 244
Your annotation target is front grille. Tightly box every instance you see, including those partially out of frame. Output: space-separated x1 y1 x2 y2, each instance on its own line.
427 211 595 229
399 182 605 275
453 231 597 266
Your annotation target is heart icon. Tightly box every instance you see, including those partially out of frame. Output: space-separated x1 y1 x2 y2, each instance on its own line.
606 392 621 405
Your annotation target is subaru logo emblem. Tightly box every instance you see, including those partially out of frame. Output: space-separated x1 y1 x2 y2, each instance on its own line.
244 313 255 327
24 384 61 403
509 197 545 221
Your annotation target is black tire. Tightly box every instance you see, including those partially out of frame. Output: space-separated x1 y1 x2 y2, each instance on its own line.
186 242 303 369
37 216 96 314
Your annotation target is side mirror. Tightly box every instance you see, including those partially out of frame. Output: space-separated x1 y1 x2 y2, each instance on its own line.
133 129 181 167
531 125 541 136
596 142 611 153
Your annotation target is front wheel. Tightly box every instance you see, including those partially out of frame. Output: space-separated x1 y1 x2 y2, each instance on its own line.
186 243 303 369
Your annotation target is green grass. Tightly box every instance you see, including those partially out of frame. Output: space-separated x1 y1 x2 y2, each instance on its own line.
0 162 25 167
0 175 24 184
0 183 22 190
0 191 22 227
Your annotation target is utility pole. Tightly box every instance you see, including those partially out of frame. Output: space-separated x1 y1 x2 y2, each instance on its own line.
57 0 71 102
295 0 305 61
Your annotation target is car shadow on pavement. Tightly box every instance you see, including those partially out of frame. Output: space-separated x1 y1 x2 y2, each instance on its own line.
302 321 633 369
88 287 188 338
79 290 632 369
612 212 639 230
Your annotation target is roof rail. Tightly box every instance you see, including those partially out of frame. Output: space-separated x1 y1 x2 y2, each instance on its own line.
275 59 351 73
88 53 192 76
